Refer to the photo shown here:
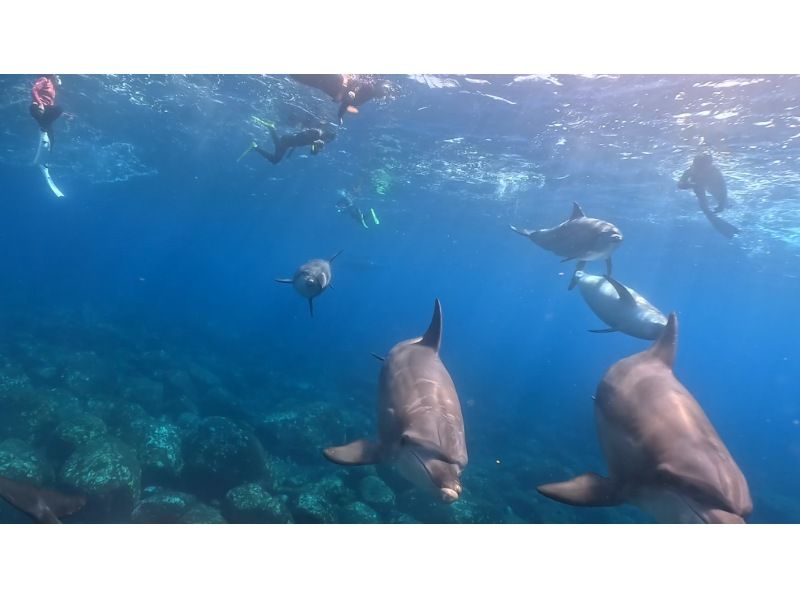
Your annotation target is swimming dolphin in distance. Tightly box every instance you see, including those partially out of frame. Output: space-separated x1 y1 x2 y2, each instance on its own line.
0 475 86 523
276 250 343 317
571 270 667 340
510 202 623 280
323 299 468 503
537 314 752 523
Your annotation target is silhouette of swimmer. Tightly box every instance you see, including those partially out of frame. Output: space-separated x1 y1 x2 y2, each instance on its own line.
677 153 740 238
0 475 86 523
291 74 393 124
248 125 336 165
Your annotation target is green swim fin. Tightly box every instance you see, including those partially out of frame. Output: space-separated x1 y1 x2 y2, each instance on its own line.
370 208 380 225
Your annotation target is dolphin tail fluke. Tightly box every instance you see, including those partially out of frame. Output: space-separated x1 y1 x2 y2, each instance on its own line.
275 278 293 284
328 249 344 263
537 472 622 507
418 298 442 352
566 261 587 289
588 328 618 334
323 439 381 465
0 476 86 523
509 225 532 238
649 312 677 368
308 298 314 318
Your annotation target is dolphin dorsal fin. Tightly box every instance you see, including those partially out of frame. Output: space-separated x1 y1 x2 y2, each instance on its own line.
650 312 677 368
570 202 585 220
418 298 442 352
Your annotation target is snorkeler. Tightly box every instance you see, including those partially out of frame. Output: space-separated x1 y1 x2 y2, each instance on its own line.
677 153 740 238
290 74 393 125
30 75 66 198
337 76 393 125
335 190 380 229
30 75 63 150
241 125 336 165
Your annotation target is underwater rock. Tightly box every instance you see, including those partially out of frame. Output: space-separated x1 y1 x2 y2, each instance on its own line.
122 376 165 414
222 483 293 524
292 492 336 524
60 350 117 397
198 386 251 420
49 414 108 463
358 475 396 512
181 416 266 497
340 501 381 523
0 439 54 485
388 511 421 524
179 503 227 524
131 486 197 523
131 420 184 485
0 388 60 445
255 401 364 465
59 436 142 521
166 370 197 399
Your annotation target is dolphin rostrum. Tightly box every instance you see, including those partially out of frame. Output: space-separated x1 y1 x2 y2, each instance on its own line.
323 299 468 503
0 475 86 523
276 250 343 317
571 270 667 340
510 202 623 279
537 314 752 523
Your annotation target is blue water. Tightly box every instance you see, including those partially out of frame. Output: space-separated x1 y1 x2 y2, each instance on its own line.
0 74 797 523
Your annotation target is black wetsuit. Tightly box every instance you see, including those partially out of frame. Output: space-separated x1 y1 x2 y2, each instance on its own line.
337 78 389 123
678 163 728 213
254 128 327 164
30 104 64 146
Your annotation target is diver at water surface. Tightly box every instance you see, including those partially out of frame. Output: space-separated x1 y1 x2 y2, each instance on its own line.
677 153 740 238
291 74 393 125
243 124 336 165
30 75 64 150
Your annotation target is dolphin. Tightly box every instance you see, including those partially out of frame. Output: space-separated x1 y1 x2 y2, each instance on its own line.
323 299 468 503
0 475 86 523
537 314 752 523
510 202 623 278
571 271 667 340
276 250 343 317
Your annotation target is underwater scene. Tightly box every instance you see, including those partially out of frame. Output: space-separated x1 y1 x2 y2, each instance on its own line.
0 73 797 524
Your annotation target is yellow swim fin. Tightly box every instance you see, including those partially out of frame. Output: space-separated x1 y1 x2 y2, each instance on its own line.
237 141 257 162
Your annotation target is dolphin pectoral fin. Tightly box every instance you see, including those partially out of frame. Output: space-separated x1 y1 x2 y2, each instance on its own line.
570 202 586 220
370 352 385 362
605 258 613 277
328 249 344 262
649 313 677 368
275 278 293 284
400 434 463 467
0 476 87 523
588 328 618 334
417 298 443 352
537 473 622 507
323 439 381 465
308 298 314 317
605 277 637 307
566 261 586 289
560 256 578 263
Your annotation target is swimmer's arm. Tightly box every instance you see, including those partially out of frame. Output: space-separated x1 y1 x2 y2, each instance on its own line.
677 169 694 189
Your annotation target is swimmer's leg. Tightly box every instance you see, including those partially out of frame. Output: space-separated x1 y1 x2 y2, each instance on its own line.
253 145 282 165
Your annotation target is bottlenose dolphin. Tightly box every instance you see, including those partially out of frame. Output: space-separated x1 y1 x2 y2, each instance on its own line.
323 299 468 503
276 250 343 317
571 271 667 340
510 202 623 278
537 314 752 523
0 475 86 523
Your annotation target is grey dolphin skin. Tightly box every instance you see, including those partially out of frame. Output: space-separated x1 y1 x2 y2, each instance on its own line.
323 299 468 503
537 314 752 523
0 475 86 523
276 250 343 317
510 202 623 284
571 270 667 340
